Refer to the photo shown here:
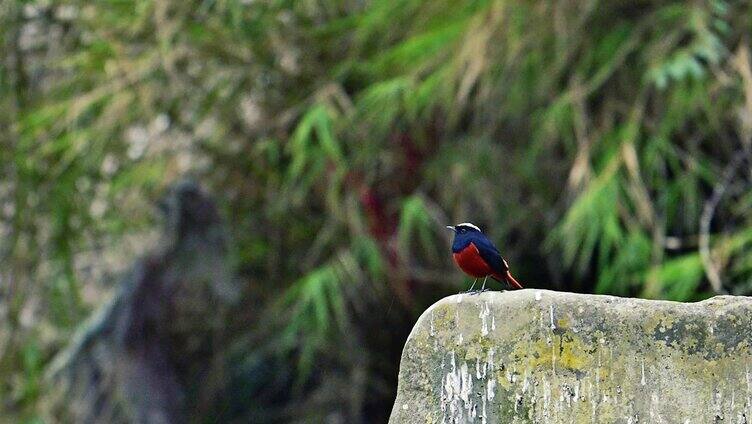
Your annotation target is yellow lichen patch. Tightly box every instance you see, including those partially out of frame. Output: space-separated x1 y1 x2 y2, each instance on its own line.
510 334 595 377
735 339 750 352
463 341 485 360
683 336 699 352
425 305 456 333
642 312 677 334
556 317 570 329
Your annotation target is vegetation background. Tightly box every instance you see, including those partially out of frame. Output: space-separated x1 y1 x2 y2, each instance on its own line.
3 0 752 422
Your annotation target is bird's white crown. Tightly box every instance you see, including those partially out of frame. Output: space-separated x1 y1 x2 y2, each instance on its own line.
456 222 481 232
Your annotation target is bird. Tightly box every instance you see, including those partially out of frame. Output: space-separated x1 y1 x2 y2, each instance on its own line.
446 222 523 292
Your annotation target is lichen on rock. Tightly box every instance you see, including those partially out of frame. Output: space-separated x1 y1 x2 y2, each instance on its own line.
390 290 752 423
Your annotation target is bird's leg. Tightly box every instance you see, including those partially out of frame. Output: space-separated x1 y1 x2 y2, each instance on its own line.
471 276 490 295
480 276 489 292
465 278 478 293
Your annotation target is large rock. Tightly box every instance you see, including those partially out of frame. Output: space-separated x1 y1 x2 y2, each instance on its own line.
390 290 752 423
43 181 239 423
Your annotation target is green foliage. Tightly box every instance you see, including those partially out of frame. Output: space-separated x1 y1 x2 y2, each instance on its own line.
397 195 437 262
278 262 347 378
650 254 705 302
3 0 752 421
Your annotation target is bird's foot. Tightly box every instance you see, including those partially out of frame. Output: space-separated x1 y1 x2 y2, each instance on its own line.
468 288 490 295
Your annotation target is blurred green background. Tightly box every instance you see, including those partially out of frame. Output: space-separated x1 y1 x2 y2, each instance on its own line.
3 0 752 421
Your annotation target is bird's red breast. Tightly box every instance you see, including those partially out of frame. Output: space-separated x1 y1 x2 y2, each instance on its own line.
452 242 493 278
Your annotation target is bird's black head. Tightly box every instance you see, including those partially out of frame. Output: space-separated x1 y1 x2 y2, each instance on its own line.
446 222 482 252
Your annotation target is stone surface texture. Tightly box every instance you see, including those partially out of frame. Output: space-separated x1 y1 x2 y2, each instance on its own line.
389 290 752 423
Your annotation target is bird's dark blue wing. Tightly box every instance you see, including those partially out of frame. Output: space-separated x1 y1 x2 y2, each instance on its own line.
472 234 509 274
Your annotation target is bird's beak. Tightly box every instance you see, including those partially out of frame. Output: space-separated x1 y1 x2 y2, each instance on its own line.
446 225 456 232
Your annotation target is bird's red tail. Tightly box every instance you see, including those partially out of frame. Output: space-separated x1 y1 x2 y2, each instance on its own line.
504 271 523 289
492 271 523 289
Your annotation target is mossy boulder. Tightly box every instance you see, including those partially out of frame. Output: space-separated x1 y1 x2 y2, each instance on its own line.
390 290 752 423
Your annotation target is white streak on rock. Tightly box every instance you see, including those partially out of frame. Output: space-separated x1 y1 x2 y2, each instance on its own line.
552 342 557 376
480 301 490 336
641 361 647 386
549 305 556 330
481 391 487 424
543 379 551 421
441 352 477 423
487 379 496 401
